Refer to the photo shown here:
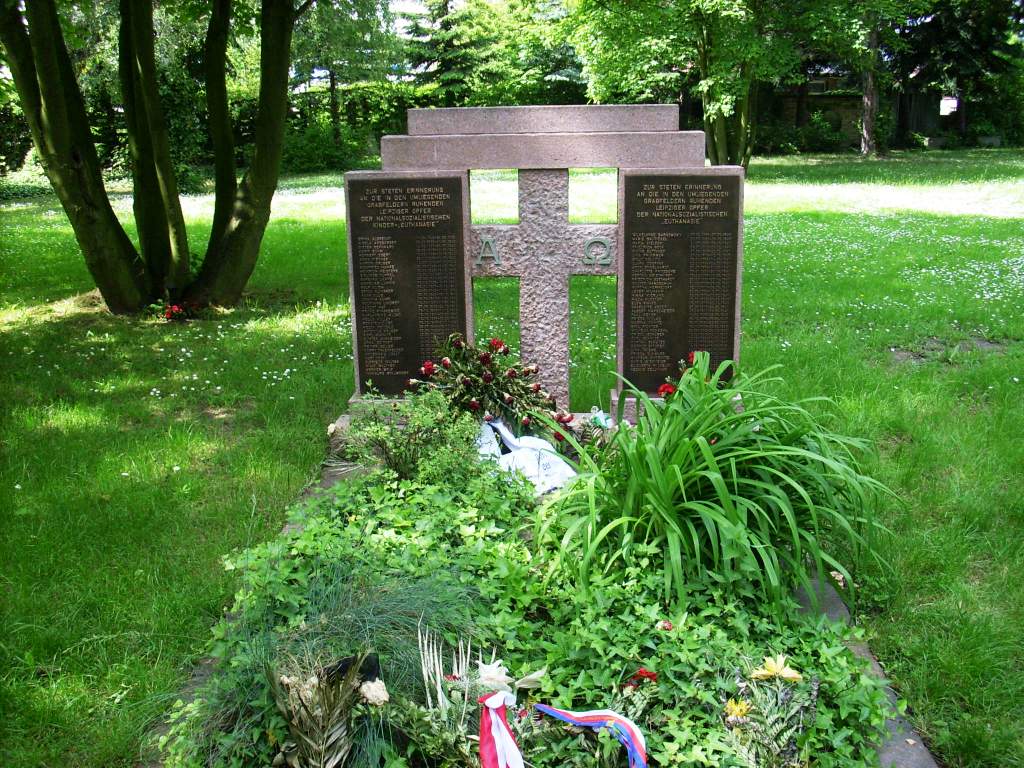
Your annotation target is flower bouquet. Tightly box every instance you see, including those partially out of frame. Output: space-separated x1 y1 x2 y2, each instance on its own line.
407 333 569 435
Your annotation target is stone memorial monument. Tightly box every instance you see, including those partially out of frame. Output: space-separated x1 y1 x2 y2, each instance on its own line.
344 105 744 412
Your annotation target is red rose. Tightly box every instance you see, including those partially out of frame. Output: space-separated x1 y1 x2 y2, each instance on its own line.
489 338 504 351
479 352 492 365
657 383 677 397
521 416 531 427
420 361 436 376
483 371 494 383
441 357 452 368
468 399 480 411
505 368 517 379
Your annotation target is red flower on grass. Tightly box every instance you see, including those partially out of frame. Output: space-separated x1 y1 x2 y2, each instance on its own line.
521 416 532 427
483 371 495 383
657 383 676 398
505 368 518 379
420 360 437 377
479 352 493 366
441 357 452 368
468 399 481 411
489 337 505 351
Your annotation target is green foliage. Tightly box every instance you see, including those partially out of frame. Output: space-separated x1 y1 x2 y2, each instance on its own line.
161 383 890 767
545 353 890 606
341 389 483 483
0 103 31 174
281 122 365 174
161 478 492 767
403 0 585 107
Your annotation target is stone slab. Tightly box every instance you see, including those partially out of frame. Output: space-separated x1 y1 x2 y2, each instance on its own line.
617 166 744 393
382 131 706 171
407 105 680 135
345 170 472 396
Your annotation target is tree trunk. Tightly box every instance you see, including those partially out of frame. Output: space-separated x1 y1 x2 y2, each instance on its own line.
188 0 296 306
204 0 237 259
957 88 967 135
124 0 191 294
860 27 879 156
328 68 341 142
119 0 172 293
0 0 150 313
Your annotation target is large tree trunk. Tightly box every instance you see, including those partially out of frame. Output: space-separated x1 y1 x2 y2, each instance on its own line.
204 0 237 259
123 0 191 294
119 0 172 293
0 0 150 313
188 0 296 306
861 27 880 156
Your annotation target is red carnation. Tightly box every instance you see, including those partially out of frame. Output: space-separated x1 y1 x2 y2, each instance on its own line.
441 357 452 368
657 382 677 398
531 382 541 393
505 368 517 379
420 360 437 377
468 399 481 411
479 352 492 366
483 371 494 383
489 338 504 351
521 416 531 427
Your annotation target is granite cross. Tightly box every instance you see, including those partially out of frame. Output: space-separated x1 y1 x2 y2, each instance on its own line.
377 104 706 408
468 169 615 408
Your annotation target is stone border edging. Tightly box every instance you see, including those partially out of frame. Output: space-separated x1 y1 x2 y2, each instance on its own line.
798 583 940 768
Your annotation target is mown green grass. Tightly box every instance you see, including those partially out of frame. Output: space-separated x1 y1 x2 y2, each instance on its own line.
2 149 1023 766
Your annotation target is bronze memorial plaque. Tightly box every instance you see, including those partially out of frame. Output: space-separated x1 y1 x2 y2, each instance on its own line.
622 171 742 392
347 174 467 395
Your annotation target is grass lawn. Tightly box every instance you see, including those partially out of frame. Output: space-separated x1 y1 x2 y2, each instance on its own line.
2 148 1023 766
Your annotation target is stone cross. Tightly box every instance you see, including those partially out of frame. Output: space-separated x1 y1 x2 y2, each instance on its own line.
379 105 706 408
468 169 615 409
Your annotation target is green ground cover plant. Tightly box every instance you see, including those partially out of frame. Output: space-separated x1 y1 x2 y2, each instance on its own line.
161 397 891 767
2 149 1023 765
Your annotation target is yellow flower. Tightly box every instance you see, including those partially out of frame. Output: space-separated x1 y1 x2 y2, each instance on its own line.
724 698 751 719
750 654 802 683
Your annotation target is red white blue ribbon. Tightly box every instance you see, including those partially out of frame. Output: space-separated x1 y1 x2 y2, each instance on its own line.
533 704 648 768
